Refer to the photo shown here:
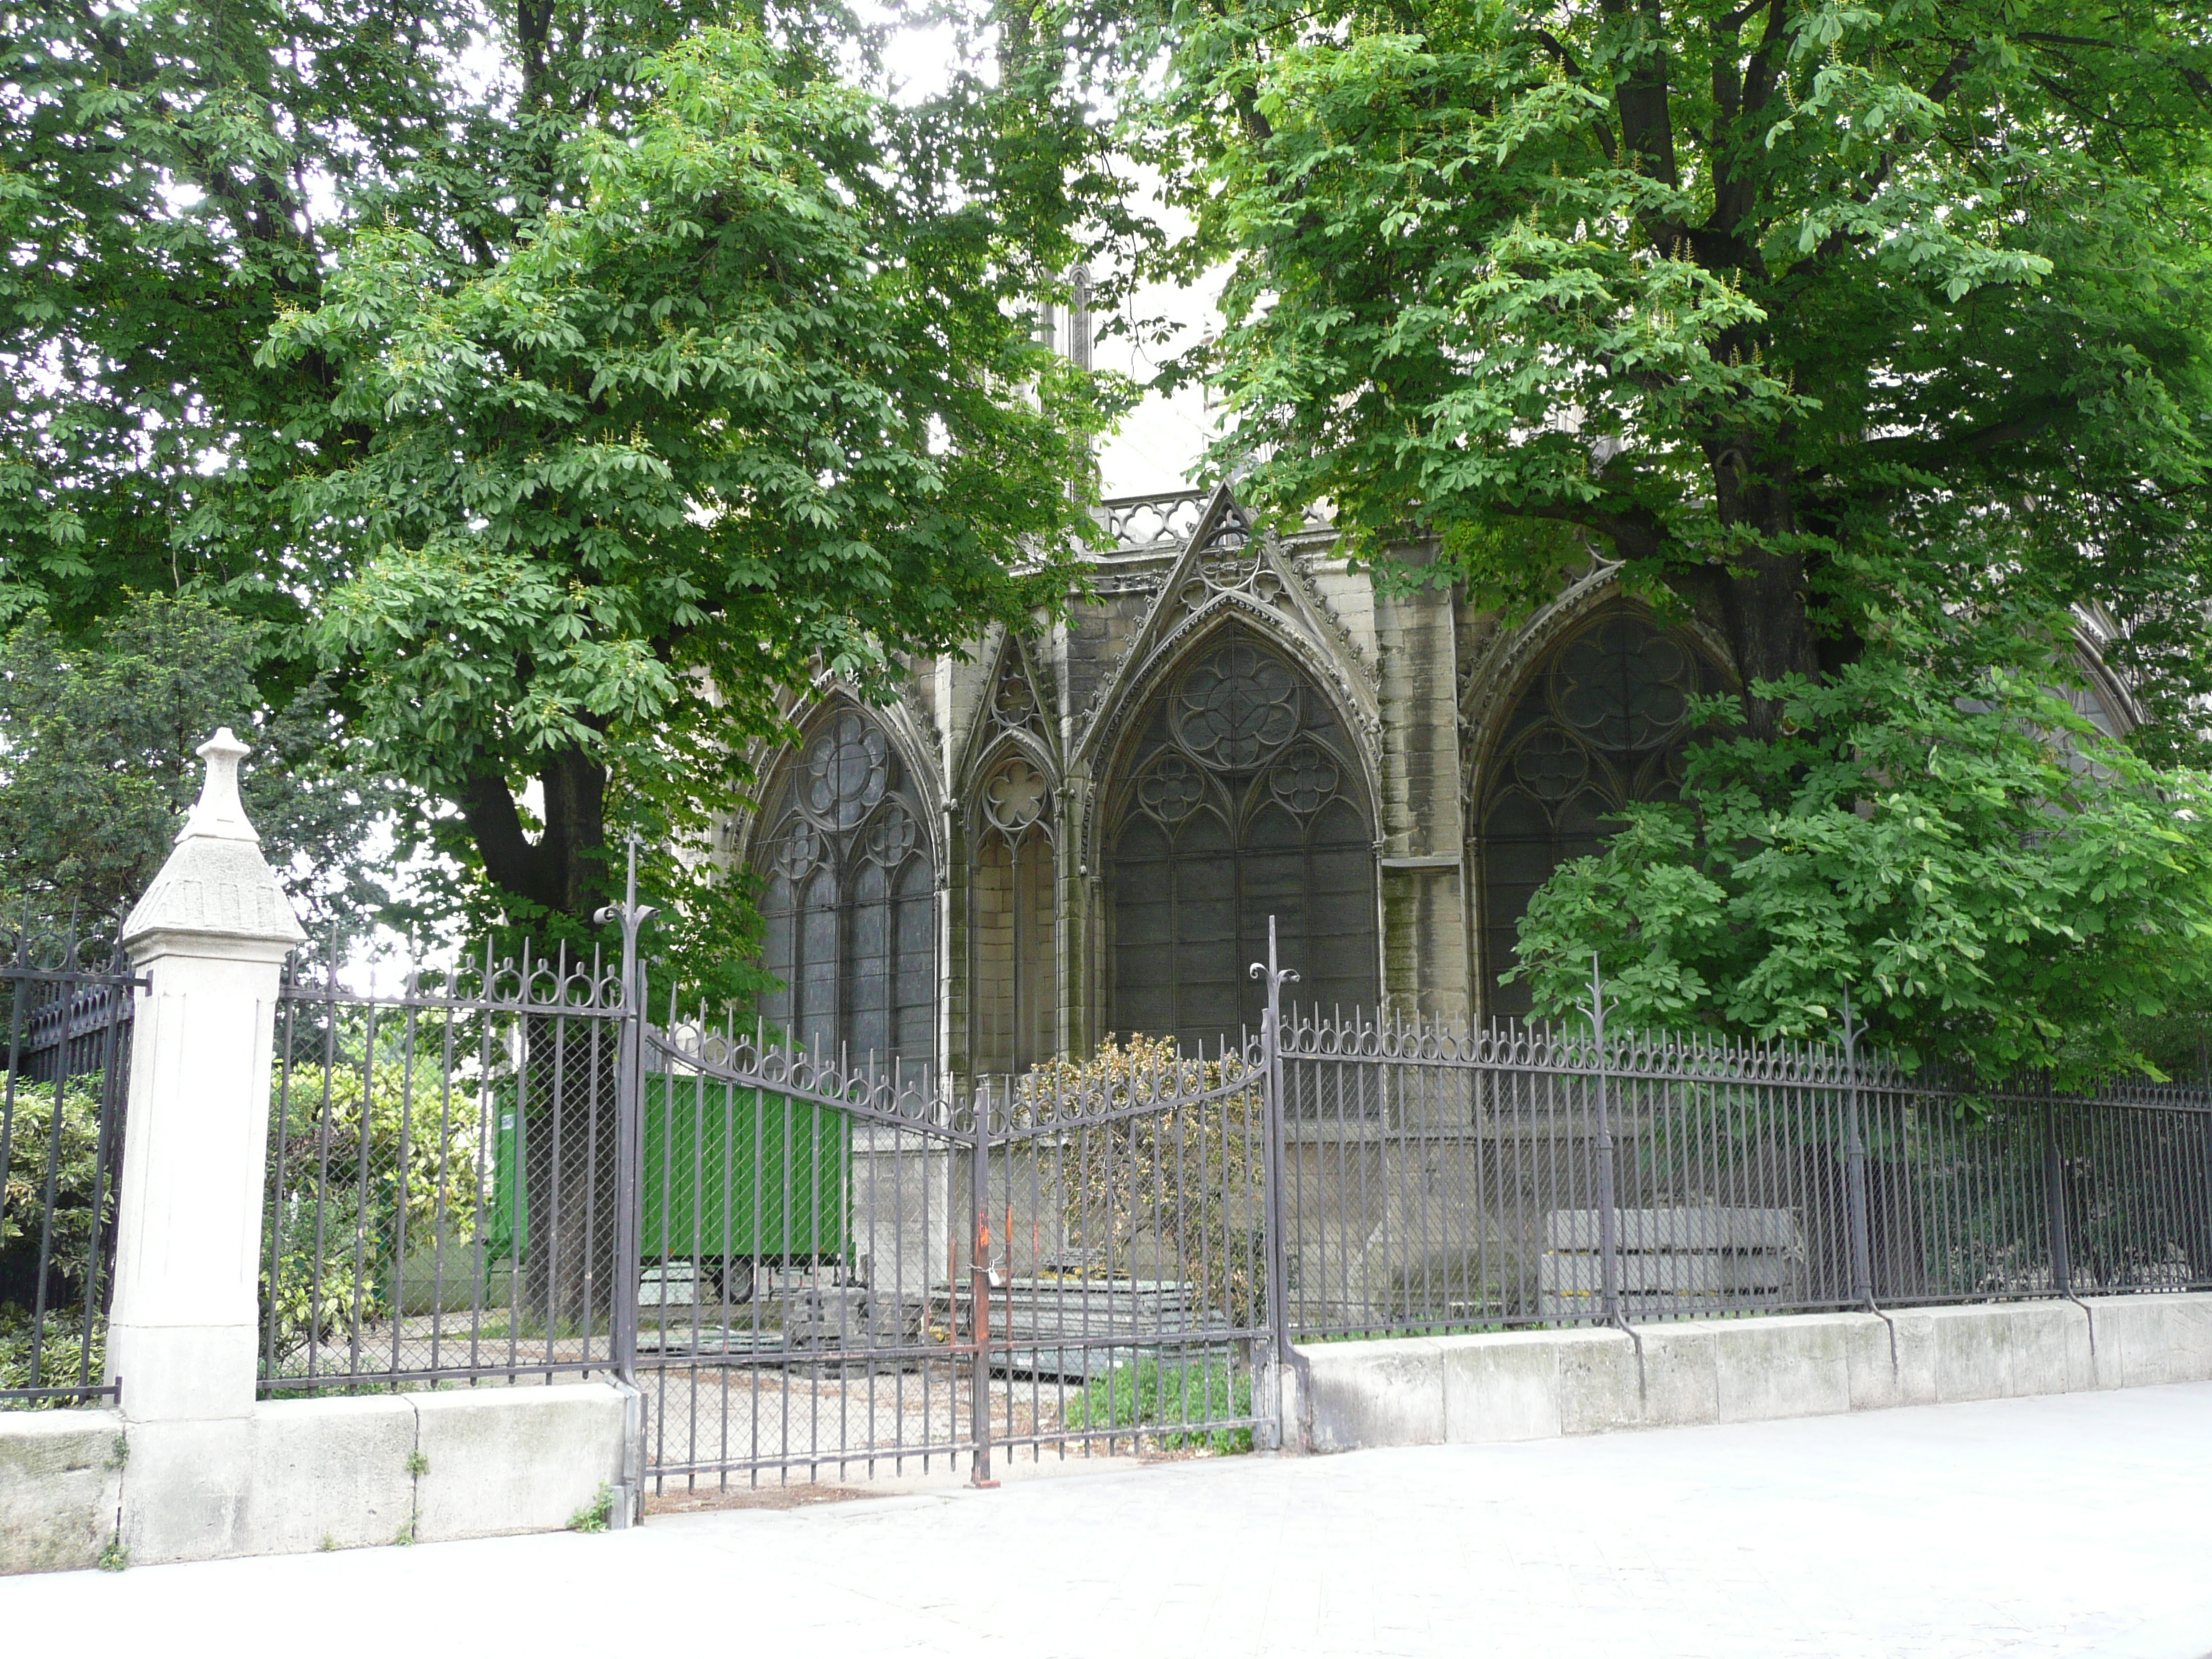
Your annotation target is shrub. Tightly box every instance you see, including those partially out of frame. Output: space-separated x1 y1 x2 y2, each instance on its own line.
261 1031 485 1362
1024 1035 1265 1328
1 1076 112 1296
1061 1358 1254 1455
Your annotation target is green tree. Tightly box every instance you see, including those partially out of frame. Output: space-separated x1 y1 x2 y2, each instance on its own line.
1094 0 2212 1068
266 27 1118 999
1112 0 2212 751
0 0 742 643
1 2 1124 990
0 593 396 943
1510 602 2212 1082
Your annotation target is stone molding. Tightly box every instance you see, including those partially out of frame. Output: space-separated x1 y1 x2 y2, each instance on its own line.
122 729 306 953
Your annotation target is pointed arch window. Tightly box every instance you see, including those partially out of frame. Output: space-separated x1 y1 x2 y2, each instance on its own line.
1475 605 1724 1017
755 709 935 1066
971 752 1056 1076
1106 629 1377 1048
968 646 1058 1076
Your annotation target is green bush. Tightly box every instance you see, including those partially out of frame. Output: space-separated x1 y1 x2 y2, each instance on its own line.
262 1037 483 1362
1511 622 2212 1086
1060 1359 1254 1456
1 1076 111 1295
1 1077 112 1402
0 1306 104 1401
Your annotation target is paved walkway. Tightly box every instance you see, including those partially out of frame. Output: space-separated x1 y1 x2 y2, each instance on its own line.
9 1384 2212 1658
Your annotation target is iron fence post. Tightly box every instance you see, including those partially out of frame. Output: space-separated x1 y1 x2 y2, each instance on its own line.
2044 1100 2072 1296
968 1080 998 1489
2203 1087 2212 1284
1840 987 1875 1309
593 838 657 1529
1250 917 1300 1447
594 837 657 1389
1588 957 1621 1326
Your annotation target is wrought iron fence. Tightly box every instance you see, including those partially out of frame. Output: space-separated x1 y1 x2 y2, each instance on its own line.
261 942 631 1394
1 922 138 1408
1274 996 2212 1341
231 907 2211 1483
631 1012 1272 1494
633 1007 964 1485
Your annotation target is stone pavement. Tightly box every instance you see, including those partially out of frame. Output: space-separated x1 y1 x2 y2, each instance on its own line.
9 1382 2211 1658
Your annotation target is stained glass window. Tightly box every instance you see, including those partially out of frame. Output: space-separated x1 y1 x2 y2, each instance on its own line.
1476 605 1722 1017
971 755 1056 1076
756 709 935 1066
1107 629 1377 1048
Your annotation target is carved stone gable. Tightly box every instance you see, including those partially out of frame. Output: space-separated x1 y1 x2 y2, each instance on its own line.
1073 483 1382 787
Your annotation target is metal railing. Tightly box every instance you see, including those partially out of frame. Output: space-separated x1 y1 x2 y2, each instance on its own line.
229 918 2210 1480
260 941 631 1394
1 923 137 1408
1274 986 2212 1341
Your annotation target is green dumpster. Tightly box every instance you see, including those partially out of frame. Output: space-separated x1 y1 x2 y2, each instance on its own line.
485 1076 851 1264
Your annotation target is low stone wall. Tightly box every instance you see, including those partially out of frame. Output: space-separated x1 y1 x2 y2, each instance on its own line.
1 1381 626 1574
1298 1292 2212 1452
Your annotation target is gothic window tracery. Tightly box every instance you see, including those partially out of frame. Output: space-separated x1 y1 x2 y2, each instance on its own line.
971 749 1056 1076
1476 605 1723 1017
1107 629 1377 1048
755 709 935 1066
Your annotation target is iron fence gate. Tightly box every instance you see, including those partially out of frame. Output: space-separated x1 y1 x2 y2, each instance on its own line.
634 992 1284 1491
634 1010 971 1485
262 941 631 1394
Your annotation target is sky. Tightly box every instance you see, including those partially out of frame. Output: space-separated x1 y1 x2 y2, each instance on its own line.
1092 263 1226 500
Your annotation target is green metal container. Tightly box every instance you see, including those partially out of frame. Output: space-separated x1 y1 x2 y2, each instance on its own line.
485 1076 851 1264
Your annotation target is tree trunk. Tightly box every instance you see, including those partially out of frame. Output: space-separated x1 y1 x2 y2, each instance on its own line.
460 738 612 922
519 1010 622 1346
457 732 623 1346
1668 441 1824 739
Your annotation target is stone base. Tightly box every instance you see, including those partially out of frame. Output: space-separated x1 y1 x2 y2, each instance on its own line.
1298 1292 2212 1452
1 1381 625 1574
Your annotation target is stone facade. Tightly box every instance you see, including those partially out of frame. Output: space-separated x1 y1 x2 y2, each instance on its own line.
726 482 2138 1094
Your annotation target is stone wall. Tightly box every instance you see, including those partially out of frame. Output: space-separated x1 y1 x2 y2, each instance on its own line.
1 1384 626 1573
1295 1292 2212 1452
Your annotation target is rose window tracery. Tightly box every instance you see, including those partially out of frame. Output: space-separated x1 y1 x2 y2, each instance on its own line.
1137 754 1205 823
804 713 889 828
984 760 1047 832
1557 621 1692 750
1172 640 1300 768
1108 628 1377 1049
1267 745 1342 816
1478 604 1722 1018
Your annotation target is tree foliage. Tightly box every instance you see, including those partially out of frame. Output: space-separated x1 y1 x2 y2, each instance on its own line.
0 593 395 942
0 3 1123 994
265 27 1118 997
1511 602 2212 1082
1109 0 2212 751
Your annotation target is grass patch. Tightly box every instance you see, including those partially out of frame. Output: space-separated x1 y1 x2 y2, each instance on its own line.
1061 1359 1254 1455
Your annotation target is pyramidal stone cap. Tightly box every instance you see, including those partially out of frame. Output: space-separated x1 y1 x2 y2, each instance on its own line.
122 727 309 951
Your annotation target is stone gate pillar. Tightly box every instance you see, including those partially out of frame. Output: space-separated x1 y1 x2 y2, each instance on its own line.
107 729 306 1424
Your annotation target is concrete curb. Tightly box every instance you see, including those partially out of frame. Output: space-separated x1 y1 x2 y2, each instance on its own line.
1298 1292 2212 1452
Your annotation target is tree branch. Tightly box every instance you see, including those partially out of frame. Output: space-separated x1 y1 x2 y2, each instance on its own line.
1605 0 1680 189
1526 29 1617 159
460 770 555 913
